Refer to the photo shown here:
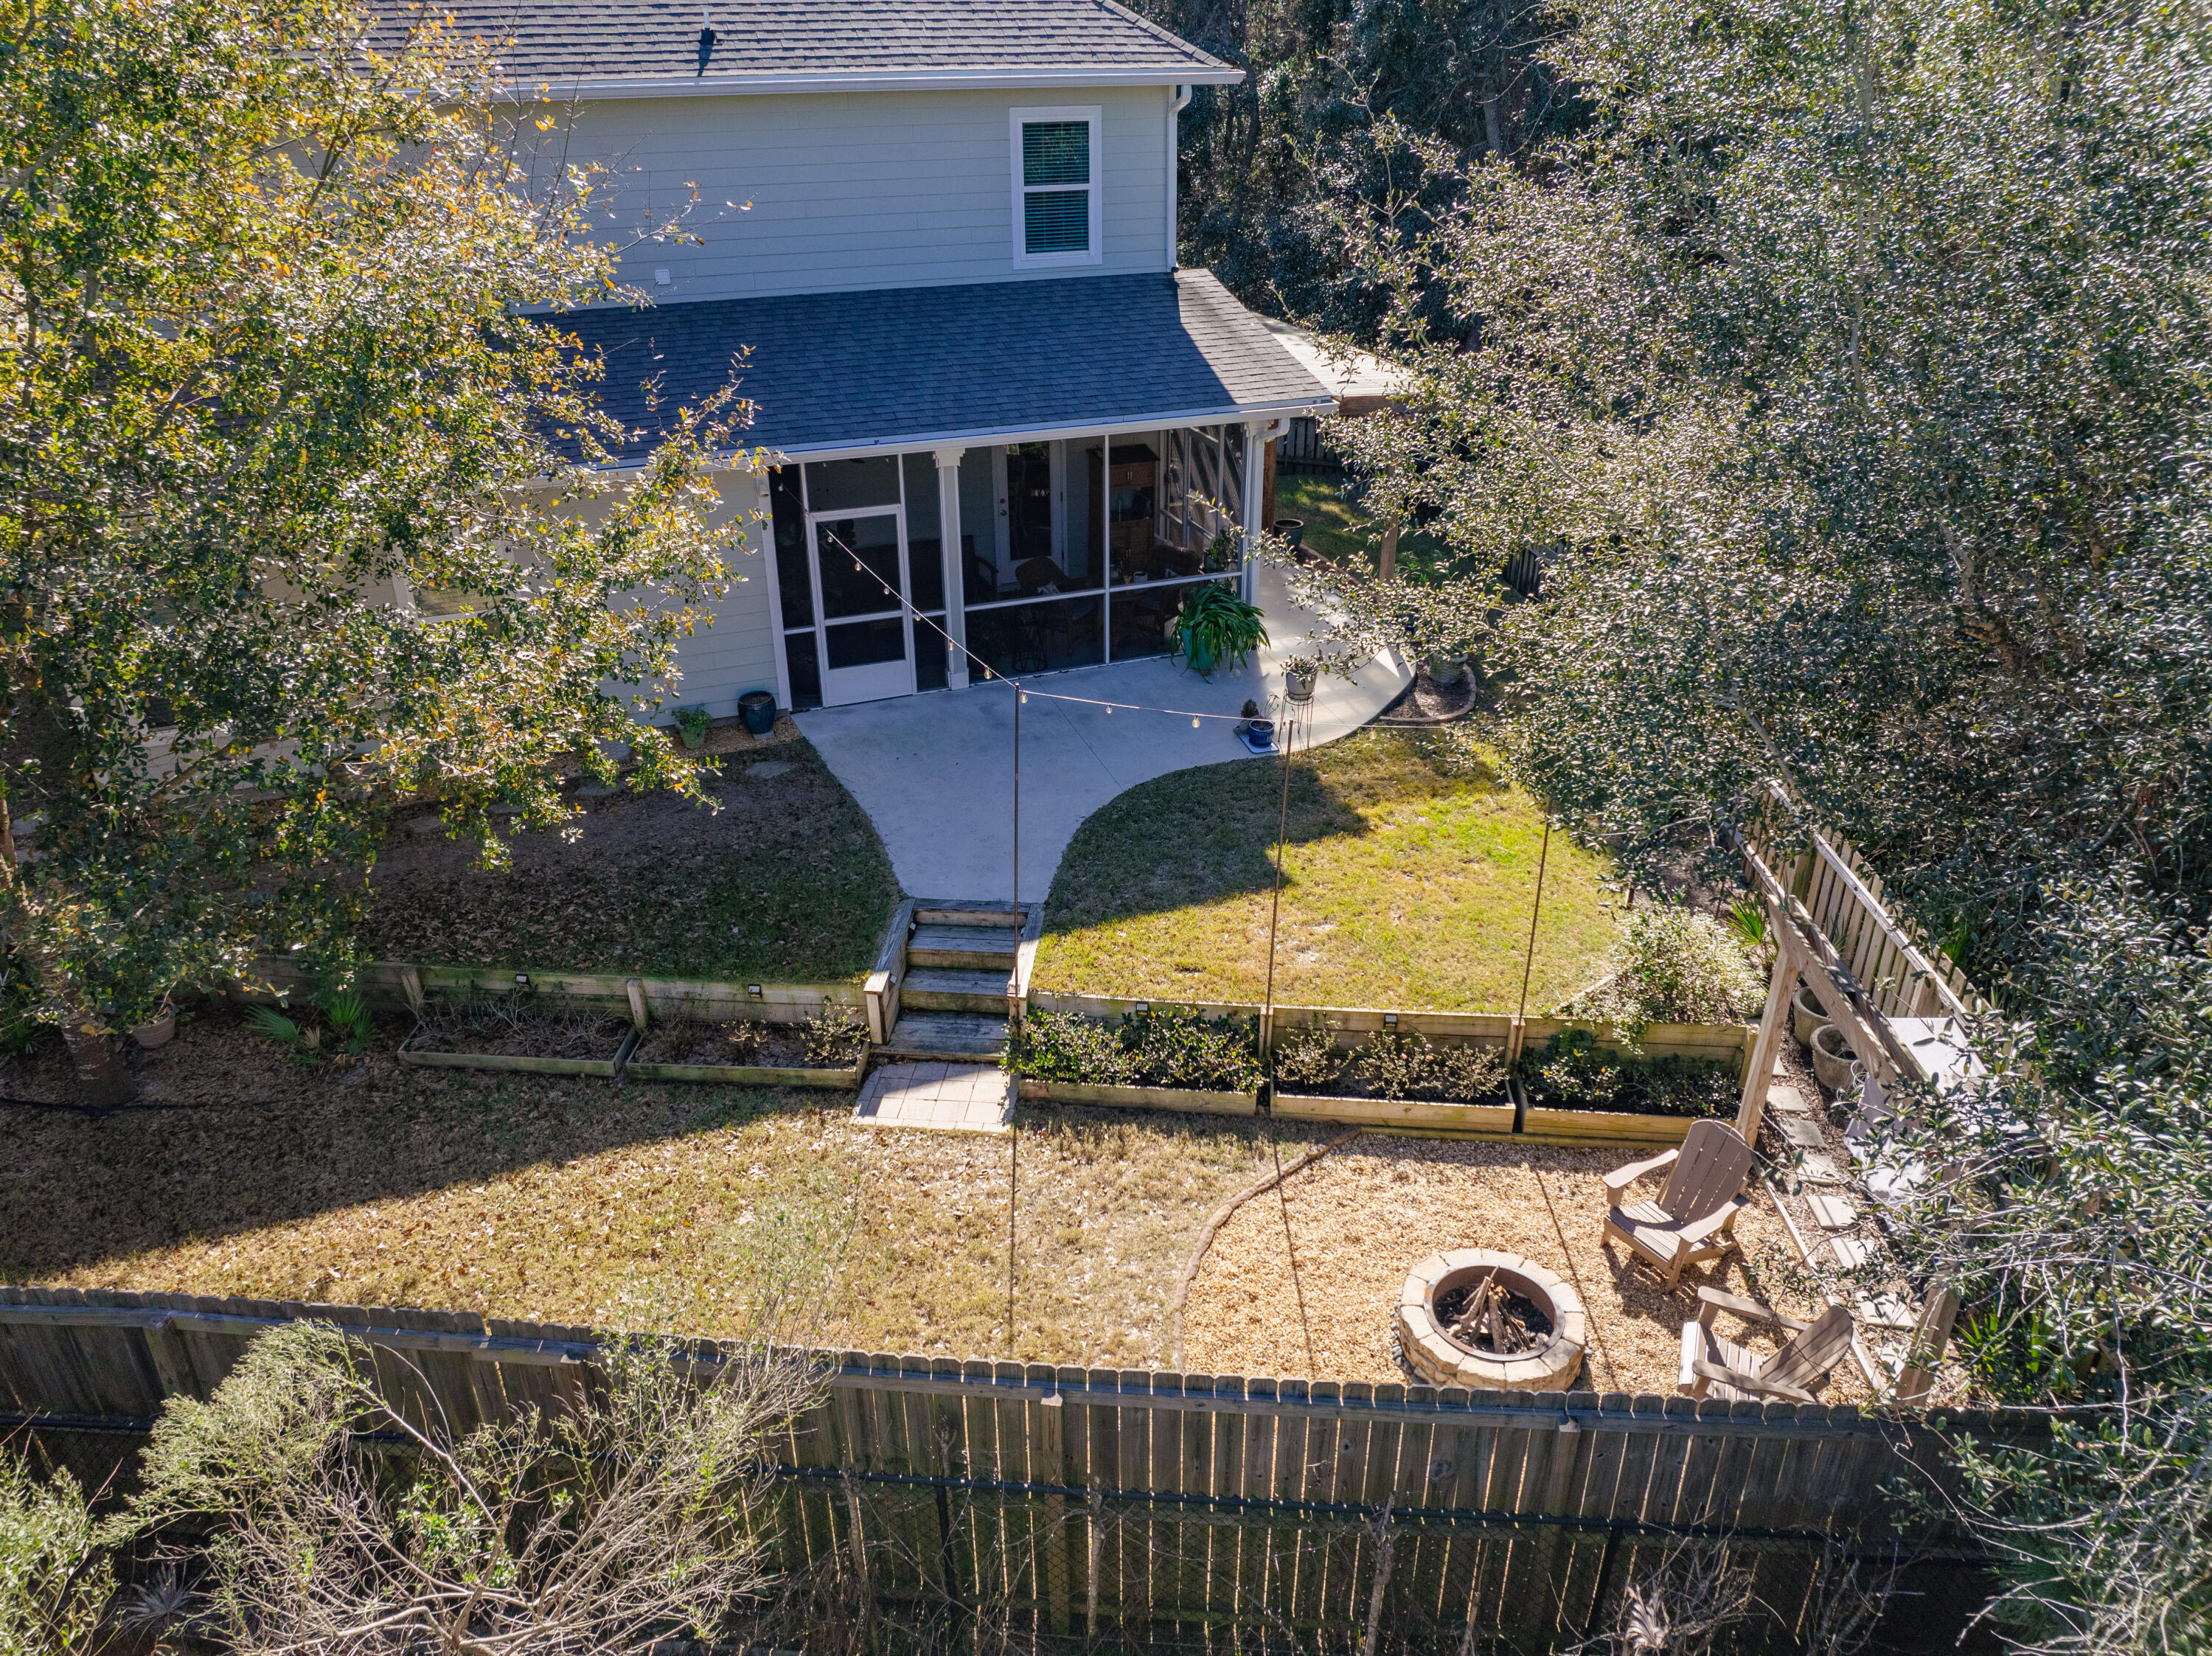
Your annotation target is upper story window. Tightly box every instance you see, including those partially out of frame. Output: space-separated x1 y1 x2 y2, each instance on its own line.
1012 106 1102 268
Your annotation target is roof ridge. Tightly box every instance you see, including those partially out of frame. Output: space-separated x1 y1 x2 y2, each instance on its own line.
1089 0 1235 73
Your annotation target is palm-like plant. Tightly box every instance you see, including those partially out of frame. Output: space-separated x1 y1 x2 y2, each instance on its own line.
1172 584 1268 677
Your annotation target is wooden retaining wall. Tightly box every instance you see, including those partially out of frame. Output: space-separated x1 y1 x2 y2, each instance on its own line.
0 1288 2013 1652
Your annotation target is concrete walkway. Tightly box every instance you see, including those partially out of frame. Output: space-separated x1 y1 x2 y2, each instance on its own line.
796 564 1411 901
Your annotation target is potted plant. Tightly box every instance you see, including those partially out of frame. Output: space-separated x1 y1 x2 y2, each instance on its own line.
1283 655 1318 703
1172 584 1267 678
673 705 711 750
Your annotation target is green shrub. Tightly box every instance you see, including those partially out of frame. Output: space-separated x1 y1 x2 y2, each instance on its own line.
1427 1040 1509 1102
1009 1008 1262 1091
1585 906 1767 1037
1355 1030 1435 1099
1268 1022 1345 1090
1008 1009 1141 1085
1127 1011 1264 1091
1515 1029 1736 1117
1351 1030 1510 1101
799 1009 866 1066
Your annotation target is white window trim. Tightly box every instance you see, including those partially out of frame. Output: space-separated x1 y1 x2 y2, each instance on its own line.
1010 105 1102 269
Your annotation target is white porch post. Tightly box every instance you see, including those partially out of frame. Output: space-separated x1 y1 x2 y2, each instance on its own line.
1239 420 1265 602
934 445 970 689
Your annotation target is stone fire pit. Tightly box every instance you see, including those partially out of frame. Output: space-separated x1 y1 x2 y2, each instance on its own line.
1394 1249 1586 1391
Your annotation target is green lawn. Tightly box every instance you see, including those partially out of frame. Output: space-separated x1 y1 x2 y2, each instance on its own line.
1032 728 1618 1012
1274 473 1454 580
364 732 900 985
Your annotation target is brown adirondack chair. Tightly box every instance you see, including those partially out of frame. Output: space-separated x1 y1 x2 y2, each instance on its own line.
1599 1119 1756 1290
1678 1287 1856 1402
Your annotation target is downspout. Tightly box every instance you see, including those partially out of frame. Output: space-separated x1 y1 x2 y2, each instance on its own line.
1166 85 1192 269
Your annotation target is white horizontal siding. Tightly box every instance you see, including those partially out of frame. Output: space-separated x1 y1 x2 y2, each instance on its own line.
532 86 1169 302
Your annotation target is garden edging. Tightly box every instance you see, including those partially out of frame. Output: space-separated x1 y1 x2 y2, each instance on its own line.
1017 1077 1258 1116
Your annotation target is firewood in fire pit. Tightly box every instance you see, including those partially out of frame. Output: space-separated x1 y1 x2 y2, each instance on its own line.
1436 1269 1552 1357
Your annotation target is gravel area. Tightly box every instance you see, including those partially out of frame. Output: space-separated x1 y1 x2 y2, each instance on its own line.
1181 1133 1873 1401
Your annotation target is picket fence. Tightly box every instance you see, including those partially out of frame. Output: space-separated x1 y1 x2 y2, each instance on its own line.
0 1287 2018 1653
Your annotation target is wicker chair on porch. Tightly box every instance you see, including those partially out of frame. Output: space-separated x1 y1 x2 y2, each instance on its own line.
1598 1119 1756 1290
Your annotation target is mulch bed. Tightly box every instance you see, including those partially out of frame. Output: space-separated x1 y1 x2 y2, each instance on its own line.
1180 1133 1872 1399
408 1009 632 1061
1373 667 1478 725
628 1020 818 1069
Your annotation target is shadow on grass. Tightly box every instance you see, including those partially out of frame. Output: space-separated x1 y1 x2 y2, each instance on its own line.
1044 731 1501 934
0 1003 827 1282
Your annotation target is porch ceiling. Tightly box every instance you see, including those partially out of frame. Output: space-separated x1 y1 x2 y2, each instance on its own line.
556 271 1335 463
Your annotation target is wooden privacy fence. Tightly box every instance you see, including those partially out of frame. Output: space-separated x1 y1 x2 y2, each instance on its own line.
1742 787 1983 1025
1 1288 2016 1652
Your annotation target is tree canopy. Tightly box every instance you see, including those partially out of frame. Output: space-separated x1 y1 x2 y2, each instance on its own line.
0 0 747 1099
1321 0 2212 1644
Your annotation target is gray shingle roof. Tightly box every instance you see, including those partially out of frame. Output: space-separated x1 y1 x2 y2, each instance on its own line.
557 271 1334 460
378 0 1237 91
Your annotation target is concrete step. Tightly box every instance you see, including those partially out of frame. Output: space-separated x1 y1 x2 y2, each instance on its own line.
907 924 1020 970
877 1011 1009 1061
901 967 1014 1013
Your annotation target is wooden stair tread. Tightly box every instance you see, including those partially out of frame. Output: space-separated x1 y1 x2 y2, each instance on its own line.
879 1012 1009 1059
909 925 1020 954
902 967 1014 995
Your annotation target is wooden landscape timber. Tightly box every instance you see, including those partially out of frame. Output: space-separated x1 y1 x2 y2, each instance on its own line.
0 1287 2020 1654
1015 1078 1259 1116
394 1026 638 1079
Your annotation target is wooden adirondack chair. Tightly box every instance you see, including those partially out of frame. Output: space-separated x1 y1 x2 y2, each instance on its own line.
1599 1119 1756 1290
1678 1287 1856 1402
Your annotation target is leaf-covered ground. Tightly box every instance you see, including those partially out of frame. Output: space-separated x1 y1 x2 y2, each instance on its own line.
363 728 899 985
1034 728 1618 1012
5 1008 1316 1367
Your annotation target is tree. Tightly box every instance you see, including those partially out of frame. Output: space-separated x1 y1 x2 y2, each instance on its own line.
0 0 748 1101
1321 0 2212 1647
1135 0 1574 327
122 1321 816 1655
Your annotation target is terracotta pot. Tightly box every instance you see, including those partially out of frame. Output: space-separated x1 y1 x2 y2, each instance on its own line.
132 1009 176 1048
1809 1021 1857 1095
1791 984 1826 1046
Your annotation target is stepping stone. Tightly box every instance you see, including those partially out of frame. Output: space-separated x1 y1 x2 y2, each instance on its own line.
1767 1083 1814 1116
1797 1150 1848 1185
1805 1191 1860 1231
1854 1292 1918 1330
852 1062 1012 1135
1827 1237 1877 1270
1779 1117 1827 1151
747 761 793 779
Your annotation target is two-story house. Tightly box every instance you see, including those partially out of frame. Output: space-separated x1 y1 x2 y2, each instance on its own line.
426 0 1335 712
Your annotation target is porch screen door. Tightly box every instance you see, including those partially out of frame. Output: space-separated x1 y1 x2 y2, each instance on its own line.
811 509 914 705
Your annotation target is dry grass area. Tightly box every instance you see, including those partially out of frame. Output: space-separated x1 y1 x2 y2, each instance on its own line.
4 1008 1323 1368
1182 1133 1874 1402
1034 728 1618 1012
362 726 898 985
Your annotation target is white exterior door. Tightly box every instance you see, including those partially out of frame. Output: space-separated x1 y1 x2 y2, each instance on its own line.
809 507 915 706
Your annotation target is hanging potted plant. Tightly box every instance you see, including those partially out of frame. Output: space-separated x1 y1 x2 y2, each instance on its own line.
1172 584 1267 678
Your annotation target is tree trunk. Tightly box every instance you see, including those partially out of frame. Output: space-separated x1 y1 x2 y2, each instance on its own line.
0 784 137 1105
61 1015 136 1107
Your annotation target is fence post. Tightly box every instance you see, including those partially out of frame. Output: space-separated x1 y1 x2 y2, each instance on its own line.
1735 941 1800 1144
1361 1497 1396 1656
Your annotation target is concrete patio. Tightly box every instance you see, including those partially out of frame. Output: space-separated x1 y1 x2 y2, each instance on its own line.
796 563 1411 900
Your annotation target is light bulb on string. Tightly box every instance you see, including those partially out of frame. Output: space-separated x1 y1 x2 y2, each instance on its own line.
1192 717 1200 728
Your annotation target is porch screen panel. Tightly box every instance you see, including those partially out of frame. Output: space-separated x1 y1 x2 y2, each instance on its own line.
902 452 948 691
770 467 812 628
